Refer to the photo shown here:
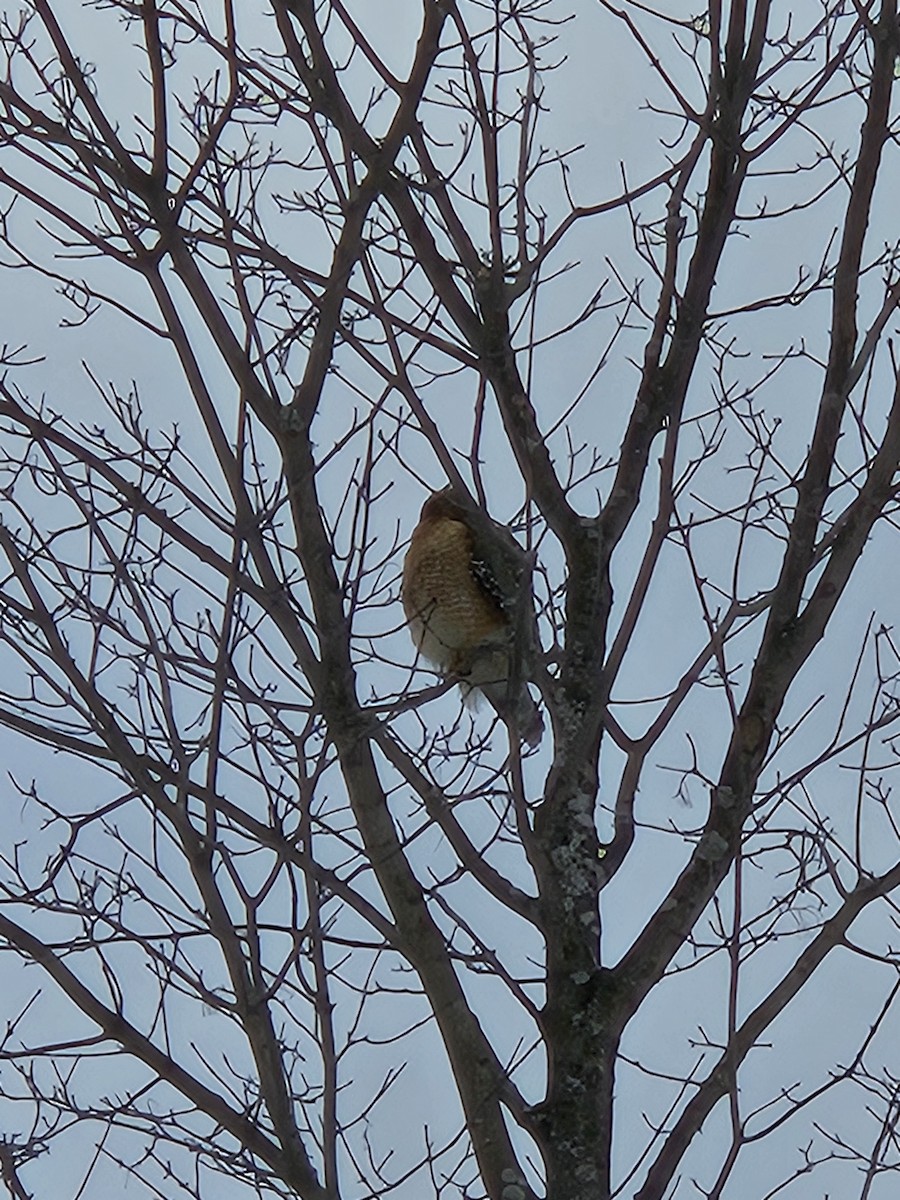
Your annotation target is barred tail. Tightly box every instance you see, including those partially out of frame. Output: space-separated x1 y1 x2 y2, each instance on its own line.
464 676 543 748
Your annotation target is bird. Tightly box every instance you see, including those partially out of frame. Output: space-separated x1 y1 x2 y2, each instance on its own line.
401 487 543 747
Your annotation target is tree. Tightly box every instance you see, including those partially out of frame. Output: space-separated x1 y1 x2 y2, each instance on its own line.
1 0 899 1196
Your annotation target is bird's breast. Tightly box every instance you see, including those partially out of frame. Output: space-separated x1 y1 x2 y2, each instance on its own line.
402 517 506 672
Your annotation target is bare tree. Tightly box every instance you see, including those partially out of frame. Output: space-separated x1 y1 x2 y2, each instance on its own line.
1 1 900 1197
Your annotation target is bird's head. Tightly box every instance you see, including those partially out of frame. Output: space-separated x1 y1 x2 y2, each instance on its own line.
418 486 470 523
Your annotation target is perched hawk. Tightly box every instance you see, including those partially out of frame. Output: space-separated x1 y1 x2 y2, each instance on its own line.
401 487 543 747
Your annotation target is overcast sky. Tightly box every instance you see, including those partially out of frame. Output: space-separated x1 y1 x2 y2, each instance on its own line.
2 2 900 1197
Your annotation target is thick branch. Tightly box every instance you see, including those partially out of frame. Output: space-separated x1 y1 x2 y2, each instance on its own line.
635 861 900 1200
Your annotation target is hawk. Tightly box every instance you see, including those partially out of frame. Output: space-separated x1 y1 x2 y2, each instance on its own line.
401 487 543 747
